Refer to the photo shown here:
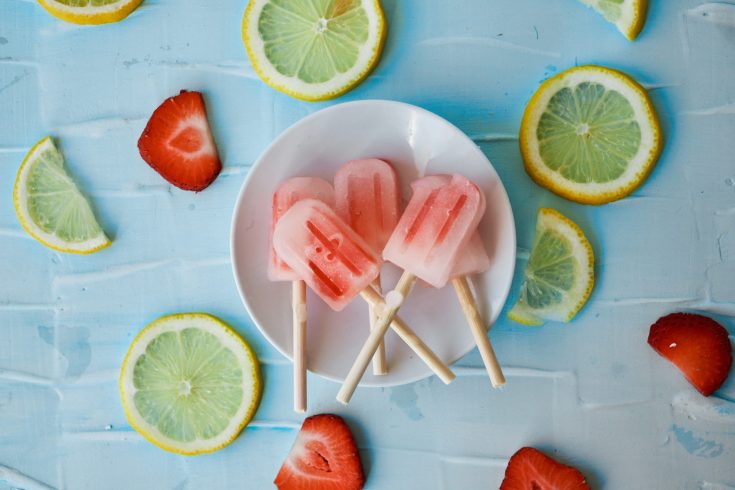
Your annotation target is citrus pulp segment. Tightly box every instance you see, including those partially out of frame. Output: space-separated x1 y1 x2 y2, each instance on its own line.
37 0 144 25
119 313 262 455
520 65 662 205
578 0 648 40
13 136 111 254
508 208 594 326
242 0 386 101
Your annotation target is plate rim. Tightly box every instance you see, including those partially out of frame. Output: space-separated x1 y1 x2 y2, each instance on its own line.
230 99 517 387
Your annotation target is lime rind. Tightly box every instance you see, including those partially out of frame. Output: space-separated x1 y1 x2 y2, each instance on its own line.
37 0 144 24
579 0 648 40
119 313 262 455
243 0 386 101
520 65 662 205
13 136 111 254
508 208 594 326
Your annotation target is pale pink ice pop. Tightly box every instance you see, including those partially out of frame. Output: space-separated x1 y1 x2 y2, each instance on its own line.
335 158 400 376
334 158 400 254
410 175 490 279
409 174 504 388
273 199 380 311
269 177 335 282
383 173 486 288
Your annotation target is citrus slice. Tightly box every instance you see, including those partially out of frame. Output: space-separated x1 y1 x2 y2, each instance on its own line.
520 65 662 205
119 313 262 455
37 0 144 25
13 136 111 254
578 0 648 41
242 0 386 101
508 208 594 326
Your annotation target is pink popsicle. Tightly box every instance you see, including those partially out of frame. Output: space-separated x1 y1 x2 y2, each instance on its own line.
410 175 490 278
409 175 504 388
268 177 335 282
334 158 400 254
383 173 486 288
335 158 400 376
273 199 380 311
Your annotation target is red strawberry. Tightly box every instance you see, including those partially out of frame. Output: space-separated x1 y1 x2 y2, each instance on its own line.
648 312 732 396
138 90 221 191
275 414 365 490
500 447 590 490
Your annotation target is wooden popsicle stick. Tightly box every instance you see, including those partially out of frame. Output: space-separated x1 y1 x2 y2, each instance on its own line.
292 280 307 413
369 277 388 376
337 271 420 404
451 276 505 388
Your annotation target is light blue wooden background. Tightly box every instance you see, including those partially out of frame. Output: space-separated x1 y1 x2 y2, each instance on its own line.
1 0 734 488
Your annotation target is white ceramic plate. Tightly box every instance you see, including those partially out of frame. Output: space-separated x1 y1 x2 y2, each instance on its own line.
231 100 516 387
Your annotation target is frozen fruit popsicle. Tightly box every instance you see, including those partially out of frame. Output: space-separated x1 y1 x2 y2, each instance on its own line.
335 158 401 376
269 177 334 413
337 174 485 403
414 175 505 388
273 199 455 398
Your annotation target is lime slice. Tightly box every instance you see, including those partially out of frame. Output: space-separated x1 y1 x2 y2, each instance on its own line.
119 313 262 455
508 208 594 326
37 0 144 25
242 0 386 101
520 65 662 205
578 0 648 41
13 136 111 254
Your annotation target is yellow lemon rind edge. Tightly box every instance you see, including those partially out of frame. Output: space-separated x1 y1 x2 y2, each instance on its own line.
37 0 144 25
119 312 263 456
13 136 112 255
508 208 595 326
520 65 663 205
623 0 648 41
241 0 387 102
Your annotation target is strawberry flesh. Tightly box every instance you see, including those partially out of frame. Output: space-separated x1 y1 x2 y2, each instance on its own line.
275 414 365 490
648 312 732 396
138 90 221 192
500 447 590 490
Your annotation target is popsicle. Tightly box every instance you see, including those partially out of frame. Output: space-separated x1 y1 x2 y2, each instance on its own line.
334 158 400 375
414 175 505 387
273 199 455 392
337 174 485 403
269 177 335 413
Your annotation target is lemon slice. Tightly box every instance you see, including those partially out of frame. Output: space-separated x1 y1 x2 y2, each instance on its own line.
13 136 111 254
119 313 262 455
242 0 386 101
520 65 662 205
578 0 648 41
508 208 594 326
37 0 144 25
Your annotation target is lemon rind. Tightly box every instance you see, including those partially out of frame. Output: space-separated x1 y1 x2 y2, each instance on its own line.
37 0 144 25
119 313 262 456
13 136 111 255
242 0 386 102
520 65 663 205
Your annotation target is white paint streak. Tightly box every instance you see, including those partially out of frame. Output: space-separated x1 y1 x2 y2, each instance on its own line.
55 116 147 137
682 103 735 116
686 3 735 28
453 366 572 379
0 368 55 387
418 36 560 58
0 464 55 490
470 133 519 143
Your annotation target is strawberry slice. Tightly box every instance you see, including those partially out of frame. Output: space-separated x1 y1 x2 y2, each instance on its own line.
648 312 732 396
500 447 590 490
138 90 221 191
275 414 365 490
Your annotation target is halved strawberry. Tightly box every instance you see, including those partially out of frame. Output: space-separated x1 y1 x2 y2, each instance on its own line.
138 90 221 191
500 447 590 490
648 312 732 396
275 414 365 490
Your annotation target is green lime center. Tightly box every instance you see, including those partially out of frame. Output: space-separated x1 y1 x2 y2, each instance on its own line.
132 328 244 443
537 81 641 184
258 0 369 83
521 229 575 309
26 145 103 243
